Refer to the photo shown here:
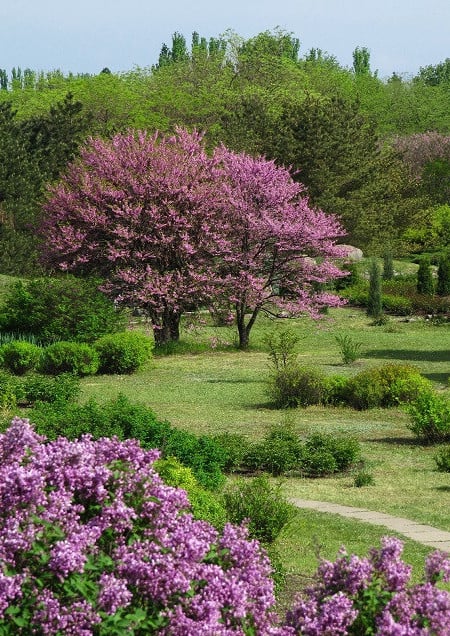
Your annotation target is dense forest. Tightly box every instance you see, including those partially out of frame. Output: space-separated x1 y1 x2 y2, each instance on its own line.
1 28 450 274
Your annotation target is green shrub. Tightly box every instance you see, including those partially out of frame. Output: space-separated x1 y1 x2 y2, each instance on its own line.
155 457 227 529
322 375 350 405
434 446 450 472
31 395 226 490
0 370 24 409
335 333 363 364
40 341 99 376
21 373 80 405
300 433 361 476
212 432 251 473
406 391 450 443
345 364 428 410
381 294 413 316
0 276 125 344
367 259 382 318
1 340 42 375
94 331 153 374
417 255 434 295
243 423 303 476
437 251 450 296
264 328 300 371
267 364 326 408
221 474 296 543
354 470 375 487
382 250 394 281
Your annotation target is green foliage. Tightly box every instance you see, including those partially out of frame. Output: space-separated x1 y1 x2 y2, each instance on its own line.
31 395 226 490
335 333 363 364
322 374 350 405
94 331 153 374
21 373 80 405
434 446 450 472
154 457 227 529
367 259 383 318
382 250 394 280
354 469 375 487
406 390 450 443
301 433 361 476
244 424 303 476
436 251 450 296
345 364 430 410
0 370 23 409
0 276 125 343
211 432 251 473
264 327 300 371
221 474 296 543
267 364 326 408
39 341 99 376
416 255 435 295
0 340 41 375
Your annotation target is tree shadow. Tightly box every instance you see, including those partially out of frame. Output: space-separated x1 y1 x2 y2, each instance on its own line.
423 372 450 385
365 349 450 363
364 436 422 446
435 486 450 493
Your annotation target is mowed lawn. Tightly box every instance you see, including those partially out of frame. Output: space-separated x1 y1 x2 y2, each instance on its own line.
79 307 450 584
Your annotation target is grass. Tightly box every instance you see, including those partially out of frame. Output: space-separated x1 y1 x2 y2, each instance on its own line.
36 305 450 601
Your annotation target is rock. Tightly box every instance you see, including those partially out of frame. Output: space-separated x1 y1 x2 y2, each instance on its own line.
339 244 364 261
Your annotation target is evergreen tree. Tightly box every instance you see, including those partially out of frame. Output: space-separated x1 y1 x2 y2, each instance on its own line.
436 251 450 296
367 259 383 318
416 255 434 295
382 250 394 280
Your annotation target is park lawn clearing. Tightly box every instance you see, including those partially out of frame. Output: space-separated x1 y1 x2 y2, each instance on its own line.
79 307 450 592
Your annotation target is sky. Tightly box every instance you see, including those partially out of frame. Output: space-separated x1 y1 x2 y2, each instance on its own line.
2 0 450 80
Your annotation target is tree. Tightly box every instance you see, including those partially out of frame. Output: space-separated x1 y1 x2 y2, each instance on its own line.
212 146 346 348
416 255 434 295
437 251 450 296
367 259 382 318
41 129 346 348
382 249 394 280
40 129 226 346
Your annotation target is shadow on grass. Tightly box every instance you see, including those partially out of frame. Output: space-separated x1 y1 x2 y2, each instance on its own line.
365 349 450 363
435 485 450 492
365 436 420 446
423 372 450 385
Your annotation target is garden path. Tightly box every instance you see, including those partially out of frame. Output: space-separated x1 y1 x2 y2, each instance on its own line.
289 499 450 551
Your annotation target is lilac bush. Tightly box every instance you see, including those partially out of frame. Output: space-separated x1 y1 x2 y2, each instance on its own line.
0 417 290 635
285 536 450 635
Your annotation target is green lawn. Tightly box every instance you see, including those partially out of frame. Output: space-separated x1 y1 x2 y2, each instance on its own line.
77 307 450 592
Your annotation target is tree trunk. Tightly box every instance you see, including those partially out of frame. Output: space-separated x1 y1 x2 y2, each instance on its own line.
153 309 181 346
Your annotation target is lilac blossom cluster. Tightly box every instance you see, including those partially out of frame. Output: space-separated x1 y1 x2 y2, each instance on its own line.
286 536 450 635
0 417 290 635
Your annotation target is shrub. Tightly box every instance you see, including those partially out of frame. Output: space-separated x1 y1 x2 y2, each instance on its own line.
222 474 296 544
354 469 375 487
417 255 435 295
0 370 24 409
0 418 286 634
40 341 99 376
264 327 300 371
211 432 251 472
21 373 80 405
335 333 363 364
31 395 226 490
0 276 125 343
244 432 303 476
345 364 429 410
0 340 42 375
267 364 326 408
322 374 350 405
382 249 394 280
407 390 450 443
154 456 227 529
434 446 450 472
437 250 450 296
94 331 153 374
285 536 450 634
300 433 361 476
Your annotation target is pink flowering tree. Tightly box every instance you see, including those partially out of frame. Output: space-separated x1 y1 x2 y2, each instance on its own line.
41 128 346 348
40 128 226 346
212 147 346 348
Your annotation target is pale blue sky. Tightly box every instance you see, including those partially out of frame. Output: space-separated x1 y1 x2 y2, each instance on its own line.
2 0 449 79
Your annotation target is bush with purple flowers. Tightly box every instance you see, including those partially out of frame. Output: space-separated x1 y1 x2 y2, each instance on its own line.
0 417 290 635
285 536 450 635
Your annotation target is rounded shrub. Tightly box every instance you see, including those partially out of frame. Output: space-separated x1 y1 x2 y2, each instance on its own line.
155 456 227 530
267 364 326 408
212 432 251 473
1 340 42 375
21 373 80 405
0 276 125 343
407 390 450 443
40 341 99 376
94 330 152 374
222 474 296 544
299 433 361 476
434 446 450 472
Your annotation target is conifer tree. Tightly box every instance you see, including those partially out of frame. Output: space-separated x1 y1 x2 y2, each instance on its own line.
417 255 434 295
437 251 450 296
367 259 383 318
